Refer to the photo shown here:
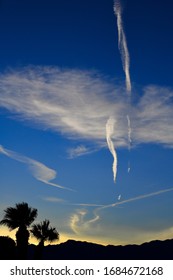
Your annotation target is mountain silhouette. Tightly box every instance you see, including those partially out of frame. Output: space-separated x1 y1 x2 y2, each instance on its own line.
1 236 173 260
28 238 173 260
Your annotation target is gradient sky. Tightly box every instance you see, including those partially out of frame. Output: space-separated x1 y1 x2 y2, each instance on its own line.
0 0 173 246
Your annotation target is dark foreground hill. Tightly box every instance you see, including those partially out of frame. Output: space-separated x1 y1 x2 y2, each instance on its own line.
28 239 173 260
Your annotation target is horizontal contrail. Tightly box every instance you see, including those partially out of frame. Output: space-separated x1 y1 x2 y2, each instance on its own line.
69 187 173 235
83 187 173 226
0 144 74 191
106 187 173 209
114 0 131 92
72 203 105 207
106 117 118 183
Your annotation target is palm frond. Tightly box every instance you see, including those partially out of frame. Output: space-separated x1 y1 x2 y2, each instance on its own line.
0 218 18 230
0 202 38 230
47 227 59 242
31 219 59 244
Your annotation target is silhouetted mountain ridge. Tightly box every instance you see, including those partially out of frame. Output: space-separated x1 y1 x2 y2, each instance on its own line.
28 238 173 259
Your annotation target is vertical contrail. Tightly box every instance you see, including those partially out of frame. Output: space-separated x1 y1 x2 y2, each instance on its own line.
127 114 132 147
114 0 132 174
106 1 132 183
106 117 118 183
113 0 131 92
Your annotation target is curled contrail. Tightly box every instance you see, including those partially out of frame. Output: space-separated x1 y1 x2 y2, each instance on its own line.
0 144 74 191
106 0 131 181
114 0 132 175
114 0 131 92
106 117 118 183
79 187 173 229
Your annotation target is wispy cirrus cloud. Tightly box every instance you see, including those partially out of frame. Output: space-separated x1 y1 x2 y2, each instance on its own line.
70 210 89 235
67 145 97 159
0 144 73 191
133 85 173 147
0 66 173 148
0 66 126 144
42 196 66 203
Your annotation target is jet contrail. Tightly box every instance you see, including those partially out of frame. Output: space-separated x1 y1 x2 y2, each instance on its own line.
106 1 131 184
81 187 173 227
127 112 132 173
127 114 132 146
106 187 173 209
0 144 74 191
127 114 132 169
114 0 131 92
106 117 118 183
114 0 132 175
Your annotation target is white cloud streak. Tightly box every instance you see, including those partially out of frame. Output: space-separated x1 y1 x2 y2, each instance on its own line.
70 187 173 235
0 67 173 148
67 145 96 159
114 0 131 92
114 0 132 177
126 114 132 147
42 197 66 203
106 117 118 182
70 210 88 235
0 144 73 191
0 67 127 145
102 187 173 210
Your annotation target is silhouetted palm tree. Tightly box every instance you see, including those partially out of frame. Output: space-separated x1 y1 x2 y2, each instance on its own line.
0 202 38 259
31 219 59 259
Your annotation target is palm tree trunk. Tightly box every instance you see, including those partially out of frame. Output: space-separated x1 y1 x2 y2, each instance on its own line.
34 240 44 260
16 225 29 259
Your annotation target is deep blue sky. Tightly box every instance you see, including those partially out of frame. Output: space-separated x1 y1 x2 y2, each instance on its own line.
0 0 173 245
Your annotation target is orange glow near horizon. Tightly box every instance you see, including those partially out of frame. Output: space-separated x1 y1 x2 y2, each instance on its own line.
0 227 63 245
0 227 111 246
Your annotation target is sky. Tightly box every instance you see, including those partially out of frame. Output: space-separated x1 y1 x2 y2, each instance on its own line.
0 0 173 246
